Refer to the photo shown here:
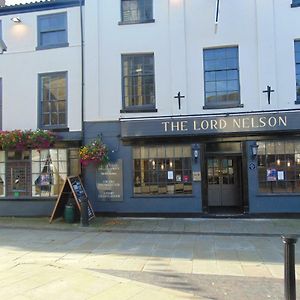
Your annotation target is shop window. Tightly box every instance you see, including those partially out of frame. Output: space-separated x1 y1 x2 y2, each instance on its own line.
37 13 68 50
203 46 241 109
32 149 67 197
120 0 154 24
133 145 192 195
0 151 5 197
295 41 300 103
257 140 300 193
122 53 156 112
39 72 67 129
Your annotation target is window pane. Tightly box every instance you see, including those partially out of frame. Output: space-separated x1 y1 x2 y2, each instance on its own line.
203 47 240 107
38 13 67 47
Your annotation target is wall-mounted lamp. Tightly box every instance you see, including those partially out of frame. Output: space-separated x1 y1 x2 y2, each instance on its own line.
193 149 199 162
11 17 21 23
250 144 259 158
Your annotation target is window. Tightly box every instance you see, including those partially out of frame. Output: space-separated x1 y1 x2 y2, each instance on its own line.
133 145 192 195
120 0 154 24
203 47 240 108
122 54 156 111
295 41 300 103
291 0 300 7
257 140 300 193
32 149 67 197
37 13 68 49
39 72 67 129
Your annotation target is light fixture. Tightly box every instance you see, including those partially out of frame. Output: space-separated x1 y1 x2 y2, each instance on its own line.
287 160 291 167
250 144 259 158
277 159 281 166
11 17 21 23
193 149 199 161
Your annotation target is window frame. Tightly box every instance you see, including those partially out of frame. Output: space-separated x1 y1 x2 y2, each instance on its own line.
203 46 242 109
36 12 69 50
133 145 193 196
121 53 156 112
119 0 155 25
38 71 68 130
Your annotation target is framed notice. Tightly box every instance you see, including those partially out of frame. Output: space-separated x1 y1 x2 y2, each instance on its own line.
96 160 123 202
267 169 277 182
277 170 285 181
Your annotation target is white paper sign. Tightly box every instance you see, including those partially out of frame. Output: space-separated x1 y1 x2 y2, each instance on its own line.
277 171 284 181
168 171 174 180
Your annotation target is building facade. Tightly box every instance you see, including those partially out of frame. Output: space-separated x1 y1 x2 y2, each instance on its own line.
83 0 300 216
1 0 300 217
0 0 83 215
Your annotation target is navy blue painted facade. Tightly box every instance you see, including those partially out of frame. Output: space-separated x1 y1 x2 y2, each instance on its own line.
83 111 300 216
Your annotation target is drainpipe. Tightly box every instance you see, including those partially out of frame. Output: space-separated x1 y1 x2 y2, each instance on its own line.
79 0 85 144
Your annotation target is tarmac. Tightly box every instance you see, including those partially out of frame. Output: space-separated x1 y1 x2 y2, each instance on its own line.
0 217 300 299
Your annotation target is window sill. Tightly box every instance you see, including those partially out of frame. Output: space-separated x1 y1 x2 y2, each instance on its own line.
257 193 300 197
118 19 155 26
203 104 244 110
132 194 193 198
36 42 69 51
40 126 69 132
120 108 157 113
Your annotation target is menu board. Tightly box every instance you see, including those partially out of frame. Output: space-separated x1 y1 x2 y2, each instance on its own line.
96 160 123 201
50 176 95 223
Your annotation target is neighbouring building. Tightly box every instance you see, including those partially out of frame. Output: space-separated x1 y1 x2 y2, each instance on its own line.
0 0 83 216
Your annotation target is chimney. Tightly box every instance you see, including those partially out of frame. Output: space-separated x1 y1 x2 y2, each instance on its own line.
0 0 5 7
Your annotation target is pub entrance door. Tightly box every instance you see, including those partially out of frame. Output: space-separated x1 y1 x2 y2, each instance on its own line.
207 156 242 208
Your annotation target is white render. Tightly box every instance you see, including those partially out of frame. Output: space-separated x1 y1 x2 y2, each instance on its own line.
84 0 300 122
0 6 82 131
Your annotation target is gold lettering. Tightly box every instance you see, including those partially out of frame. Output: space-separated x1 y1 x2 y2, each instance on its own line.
201 120 209 130
220 119 226 129
211 120 218 130
268 117 277 127
233 118 241 128
242 118 250 128
171 122 180 131
278 116 287 127
193 120 201 130
162 121 170 132
259 117 266 127
180 121 188 131
251 118 259 128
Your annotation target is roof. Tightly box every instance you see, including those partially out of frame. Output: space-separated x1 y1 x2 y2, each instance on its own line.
0 0 84 16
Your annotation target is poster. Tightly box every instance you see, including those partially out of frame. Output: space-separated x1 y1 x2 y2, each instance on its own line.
277 171 285 181
168 171 174 180
267 169 277 182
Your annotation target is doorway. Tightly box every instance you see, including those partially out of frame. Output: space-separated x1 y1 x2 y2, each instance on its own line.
207 156 242 210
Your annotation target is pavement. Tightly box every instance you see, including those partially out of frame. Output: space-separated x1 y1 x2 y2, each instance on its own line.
0 217 300 299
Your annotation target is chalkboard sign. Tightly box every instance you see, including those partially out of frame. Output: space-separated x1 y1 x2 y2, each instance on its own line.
50 176 95 223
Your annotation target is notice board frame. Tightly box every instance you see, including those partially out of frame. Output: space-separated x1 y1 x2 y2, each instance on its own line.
49 176 95 223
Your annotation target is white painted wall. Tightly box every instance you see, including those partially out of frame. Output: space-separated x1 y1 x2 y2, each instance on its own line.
84 0 300 122
0 6 82 131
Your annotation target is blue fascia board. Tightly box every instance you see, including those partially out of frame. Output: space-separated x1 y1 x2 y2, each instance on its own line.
0 0 85 16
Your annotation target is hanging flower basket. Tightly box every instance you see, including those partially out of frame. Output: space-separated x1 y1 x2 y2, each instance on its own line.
79 139 109 167
0 129 57 151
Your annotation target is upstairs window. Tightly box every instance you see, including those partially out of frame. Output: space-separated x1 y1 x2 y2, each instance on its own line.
121 0 154 24
203 47 241 109
39 72 67 129
291 0 300 7
122 53 156 112
37 13 68 49
295 41 300 103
